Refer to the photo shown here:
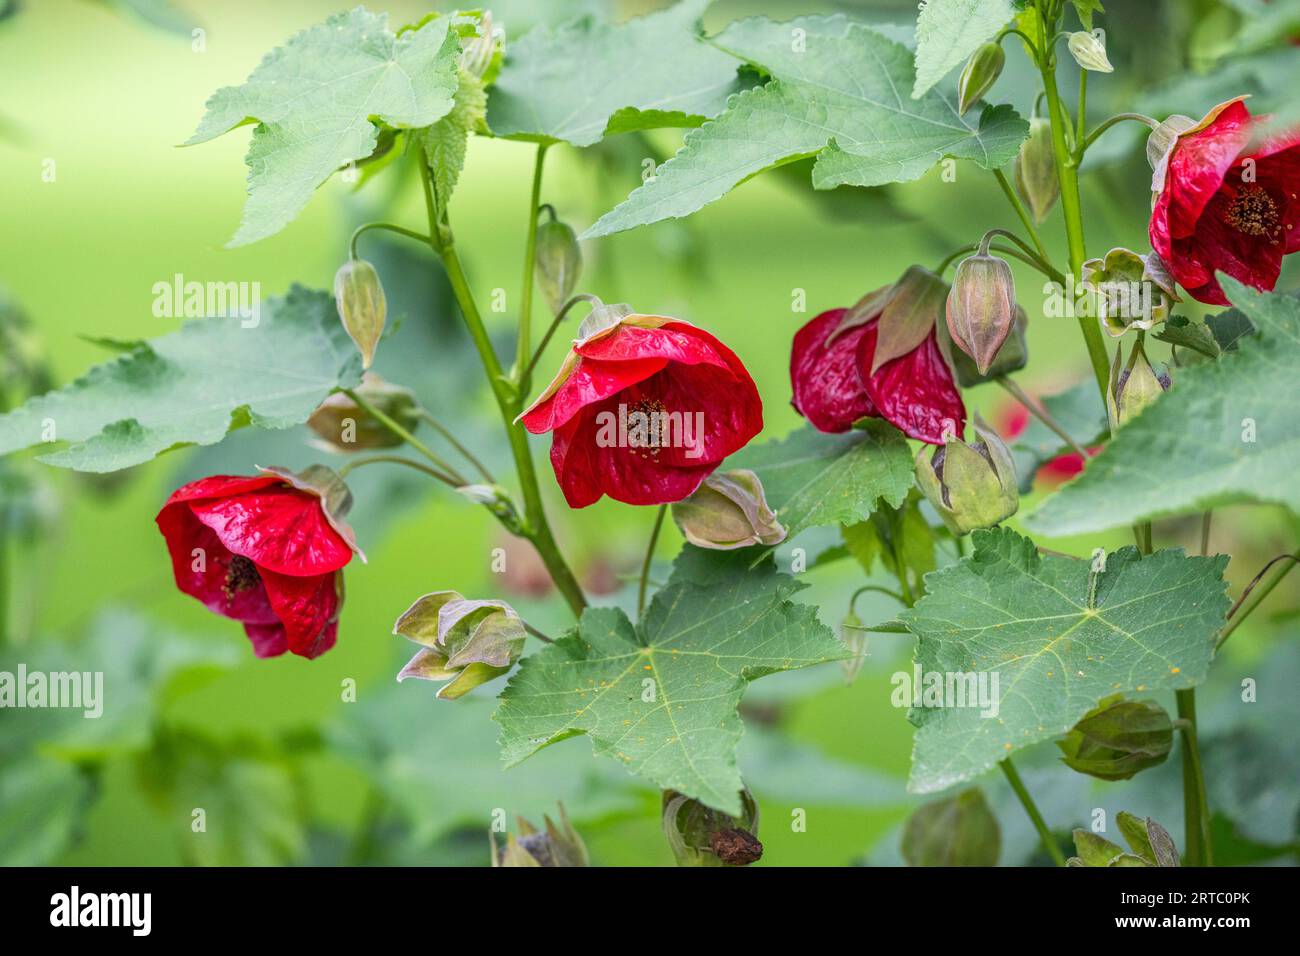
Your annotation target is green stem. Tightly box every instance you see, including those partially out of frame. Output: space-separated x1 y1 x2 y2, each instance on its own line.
515 144 549 387
1000 757 1067 867
991 168 1053 267
1079 113 1161 156
1200 511 1213 556
849 584 907 610
1036 13 1111 399
349 221 432 260
1176 688 1212 866
521 293 606 385
1075 68 1087 152
1217 553 1299 650
336 454 459 485
415 409 495 483
341 388 469 486
935 242 1062 282
977 228 1060 282
637 505 667 619
996 376 1089 459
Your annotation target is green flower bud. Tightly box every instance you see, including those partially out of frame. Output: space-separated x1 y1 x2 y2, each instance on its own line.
915 417 1019 536
1082 247 1180 335
670 468 786 550
1014 118 1059 224
334 258 387 369
1106 337 1170 431
946 253 1017 374
394 591 525 700
534 215 583 317
1056 694 1174 781
938 305 1028 387
1067 30 1114 73
491 803 589 867
1069 813 1180 867
307 374 419 452
458 11 499 81
957 42 1005 115
902 788 1000 867
840 609 868 685
662 789 762 867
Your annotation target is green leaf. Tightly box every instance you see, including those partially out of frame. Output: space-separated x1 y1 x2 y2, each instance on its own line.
187 9 461 246
900 527 1229 793
1026 279 1300 535
0 287 362 472
421 68 488 211
901 787 1001 866
0 758 94 865
725 422 913 539
1070 0 1105 31
494 547 847 813
485 0 743 147
1155 315 1221 359
911 0 1014 99
584 15 1028 238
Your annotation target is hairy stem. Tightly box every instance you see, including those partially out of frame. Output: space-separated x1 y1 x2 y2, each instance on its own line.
341 388 468 485
1000 757 1067 866
996 376 1090 459
638 505 668 619
1176 688 1213 866
1218 553 1300 649
415 409 495 483
336 454 459 486
991 168 1053 267
515 144 549 388
349 221 432 260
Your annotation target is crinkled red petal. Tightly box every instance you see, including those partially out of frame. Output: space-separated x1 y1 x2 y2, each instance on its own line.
259 568 341 659
187 485 352 576
859 325 966 445
790 308 877 433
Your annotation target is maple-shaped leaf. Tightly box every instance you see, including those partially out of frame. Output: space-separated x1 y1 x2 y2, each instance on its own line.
911 0 1015 99
726 421 914 538
901 528 1229 793
584 14 1027 238
1025 278 1300 535
486 0 745 147
187 8 461 246
494 548 846 813
0 287 361 472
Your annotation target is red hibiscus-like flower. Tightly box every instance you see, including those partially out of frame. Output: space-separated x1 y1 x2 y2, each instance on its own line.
1150 97 1300 305
520 310 762 507
156 467 361 659
791 283 966 445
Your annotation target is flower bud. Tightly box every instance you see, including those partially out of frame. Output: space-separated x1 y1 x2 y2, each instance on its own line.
1106 338 1170 431
662 789 762 867
902 788 1000 867
938 305 1028 387
670 468 786 550
1014 118 1059 224
307 374 419 452
334 258 387 369
1069 813 1179 867
957 42 1005 115
491 803 589 867
1067 30 1113 72
458 12 499 80
915 417 1018 536
534 215 583 316
1082 247 1180 336
1056 695 1173 781
946 253 1017 374
394 591 525 700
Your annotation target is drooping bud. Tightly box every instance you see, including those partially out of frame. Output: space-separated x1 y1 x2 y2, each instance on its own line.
1082 247 1180 335
902 788 1000 867
1014 118 1059 224
840 609 868 684
334 258 387 368
938 304 1028 387
307 374 419 452
1069 813 1180 867
1067 30 1113 72
1056 695 1174 781
1106 338 1170 431
394 591 526 700
914 417 1018 536
957 42 1005 115
946 252 1017 375
671 469 786 550
534 213 583 316
662 789 762 867
491 803 589 867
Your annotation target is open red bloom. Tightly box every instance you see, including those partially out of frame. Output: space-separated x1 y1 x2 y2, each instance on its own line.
156 470 360 659
1150 97 1300 305
520 313 762 507
790 303 965 445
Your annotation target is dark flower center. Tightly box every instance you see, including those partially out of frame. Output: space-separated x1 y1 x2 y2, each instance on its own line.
223 554 261 599
627 397 669 458
1224 186 1279 239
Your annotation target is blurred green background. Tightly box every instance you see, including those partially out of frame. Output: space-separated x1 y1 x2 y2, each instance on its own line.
1 0 1297 866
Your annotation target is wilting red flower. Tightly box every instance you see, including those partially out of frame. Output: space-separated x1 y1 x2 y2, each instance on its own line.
520 312 762 507
1150 97 1300 305
156 470 360 659
790 305 966 445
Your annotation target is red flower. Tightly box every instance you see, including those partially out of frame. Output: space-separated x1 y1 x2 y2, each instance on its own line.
156 469 360 659
1150 97 1300 305
520 313 762 507
790 306 966 445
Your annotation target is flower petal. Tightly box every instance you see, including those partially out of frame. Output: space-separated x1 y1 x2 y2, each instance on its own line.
860 325 966 445
188 485 353 576
156 502 279 625
790 308 877 433
259 568 341 659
